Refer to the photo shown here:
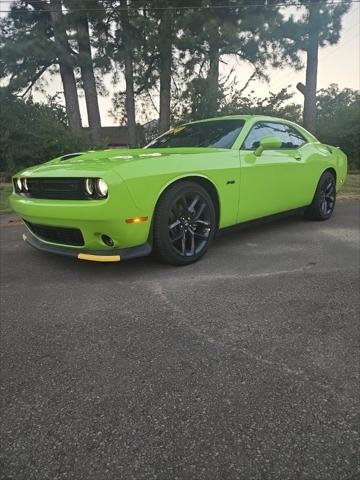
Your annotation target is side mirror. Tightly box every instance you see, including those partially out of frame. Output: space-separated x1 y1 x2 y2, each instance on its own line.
254 136 282 156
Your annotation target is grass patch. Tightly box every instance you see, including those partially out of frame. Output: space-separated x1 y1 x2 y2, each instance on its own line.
0 184 13 214
342 173 360 195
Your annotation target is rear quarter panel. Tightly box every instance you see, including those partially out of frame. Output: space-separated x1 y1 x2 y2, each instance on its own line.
332 146 348 191
307 143 347 193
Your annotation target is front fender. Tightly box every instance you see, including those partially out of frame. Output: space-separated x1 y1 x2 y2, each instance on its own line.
120 153 240 229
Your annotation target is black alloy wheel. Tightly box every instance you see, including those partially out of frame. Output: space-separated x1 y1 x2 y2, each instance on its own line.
154 181 216 265
319 177 336 216
306 171 336 220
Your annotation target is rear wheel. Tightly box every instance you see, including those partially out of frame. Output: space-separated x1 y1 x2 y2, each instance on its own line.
306 171 336 221
154 181 216 265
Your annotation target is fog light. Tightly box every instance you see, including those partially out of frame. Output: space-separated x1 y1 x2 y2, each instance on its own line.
16 178 22 191
101 234 114 247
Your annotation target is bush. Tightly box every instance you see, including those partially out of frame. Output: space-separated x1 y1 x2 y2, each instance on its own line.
316 85 360 170
0 91 90 178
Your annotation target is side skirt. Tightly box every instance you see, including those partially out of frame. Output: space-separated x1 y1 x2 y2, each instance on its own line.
217 207 307 237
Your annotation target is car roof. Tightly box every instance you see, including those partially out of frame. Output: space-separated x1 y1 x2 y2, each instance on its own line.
189 115 289 123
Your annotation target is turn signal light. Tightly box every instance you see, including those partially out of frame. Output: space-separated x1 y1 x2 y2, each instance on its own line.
125 216 148 224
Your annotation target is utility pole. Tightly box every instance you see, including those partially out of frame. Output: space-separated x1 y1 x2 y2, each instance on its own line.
297 0 320 134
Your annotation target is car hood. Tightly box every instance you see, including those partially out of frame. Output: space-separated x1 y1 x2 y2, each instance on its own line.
17 147 226 178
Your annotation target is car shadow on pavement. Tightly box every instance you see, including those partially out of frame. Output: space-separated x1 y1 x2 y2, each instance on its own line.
11 211 312 283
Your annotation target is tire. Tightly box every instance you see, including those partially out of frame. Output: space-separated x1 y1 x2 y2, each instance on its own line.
153 181 216 265
305 171 336 221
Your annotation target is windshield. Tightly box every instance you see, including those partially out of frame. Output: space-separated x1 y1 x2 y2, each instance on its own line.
146 119 245 149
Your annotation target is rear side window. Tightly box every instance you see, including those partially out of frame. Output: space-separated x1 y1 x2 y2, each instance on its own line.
242 122 307 150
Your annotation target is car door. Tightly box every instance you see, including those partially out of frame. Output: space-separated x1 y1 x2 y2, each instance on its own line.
238 121 310 222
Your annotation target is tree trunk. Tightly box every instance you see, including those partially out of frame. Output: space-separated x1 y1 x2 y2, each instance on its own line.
59 65 82 131
120 0 137 146
207 42 220 115
49 0 82 130
303 0 320 134
158 10 172 134
76 16 102 145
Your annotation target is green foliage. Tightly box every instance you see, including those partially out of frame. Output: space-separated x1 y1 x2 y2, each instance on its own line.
0 91 89 177
0 1 357 169
220 88 302 123
170 87 301 127
295 0 351 50
316 84 360 169
0 5 57 94
0 185 13 213
176 0 304 120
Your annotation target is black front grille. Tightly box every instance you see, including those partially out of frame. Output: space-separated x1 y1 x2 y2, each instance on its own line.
24 221 84 246
26 178 87 200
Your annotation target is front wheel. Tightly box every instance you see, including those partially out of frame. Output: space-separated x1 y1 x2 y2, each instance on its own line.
153 181 216 265
305 171 336 221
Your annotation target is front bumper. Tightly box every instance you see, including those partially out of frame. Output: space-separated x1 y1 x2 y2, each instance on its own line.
9 183 152 251
23 228 152 262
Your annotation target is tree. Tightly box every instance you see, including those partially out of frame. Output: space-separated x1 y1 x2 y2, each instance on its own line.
302 0 320 133
118 0 137 145
316 84 360 169
97 0 154 145
158 5 173 133
0 89 89 176
49 0 83 131
177 0 303 120
0 0 106 142
220 87 301 123
141 0 179 133
65 0 104 143
0 0 83 130
296 0 350 133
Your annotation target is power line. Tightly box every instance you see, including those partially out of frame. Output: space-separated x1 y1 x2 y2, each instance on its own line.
0 0 359 13
0 0 357 3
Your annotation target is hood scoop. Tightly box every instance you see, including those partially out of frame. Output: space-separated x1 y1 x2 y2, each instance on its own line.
60 152 85 161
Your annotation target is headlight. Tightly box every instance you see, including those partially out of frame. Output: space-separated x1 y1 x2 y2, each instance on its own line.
96 179 108 197
85 178 94 196
23 178 28 191
16 178 22 191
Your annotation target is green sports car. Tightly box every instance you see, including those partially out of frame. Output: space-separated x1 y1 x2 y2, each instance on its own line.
10 115 347 265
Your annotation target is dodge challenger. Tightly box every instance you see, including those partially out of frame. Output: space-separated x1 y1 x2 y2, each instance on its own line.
10 115 347 265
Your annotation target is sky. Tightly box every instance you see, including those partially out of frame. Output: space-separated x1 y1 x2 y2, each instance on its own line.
1 1 359 126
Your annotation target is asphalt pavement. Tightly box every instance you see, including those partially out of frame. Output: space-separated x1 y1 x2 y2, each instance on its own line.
0 201 359 480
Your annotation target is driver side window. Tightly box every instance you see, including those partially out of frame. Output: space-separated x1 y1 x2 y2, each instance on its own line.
242 123 274 150
242 122 307 150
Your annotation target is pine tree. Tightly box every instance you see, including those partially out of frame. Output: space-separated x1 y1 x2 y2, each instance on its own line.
177 0 304 119
118 0 137 146
0 0 82 130
296 0 350 133
64 0 104 144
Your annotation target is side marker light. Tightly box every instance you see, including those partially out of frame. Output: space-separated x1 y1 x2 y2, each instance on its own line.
125 216 148 224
